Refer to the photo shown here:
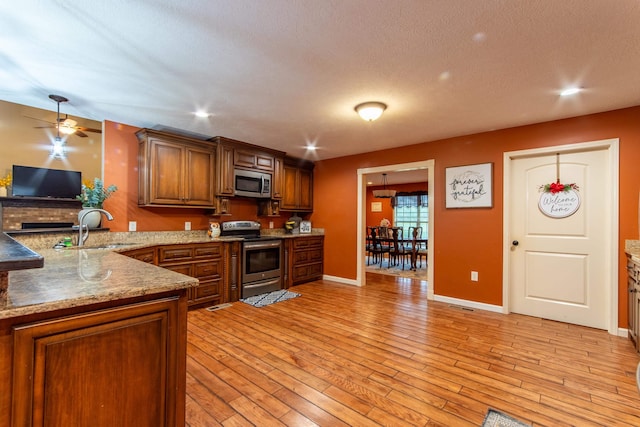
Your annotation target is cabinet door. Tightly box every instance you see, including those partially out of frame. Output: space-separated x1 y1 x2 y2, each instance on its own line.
12 297 185 427
185 146 215 206
281 165 298 210
272 156 284 200
150 140 184 204
217 144 234 196
234 149 274 171
297 167 313 211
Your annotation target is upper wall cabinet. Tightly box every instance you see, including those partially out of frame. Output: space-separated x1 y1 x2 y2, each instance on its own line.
281 157 314 212
137 129 216 208
209 136 285 199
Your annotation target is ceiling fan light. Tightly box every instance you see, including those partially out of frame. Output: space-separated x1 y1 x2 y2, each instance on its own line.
355 102 387 121
58 124 76 135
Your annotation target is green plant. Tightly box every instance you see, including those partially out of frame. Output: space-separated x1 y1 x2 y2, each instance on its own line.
77 178 117 208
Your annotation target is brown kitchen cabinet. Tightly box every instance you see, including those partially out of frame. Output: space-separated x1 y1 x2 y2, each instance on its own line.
281 157 314 211
158 243 225 308
284 236 324 288
121 246 156 264
215 141 235 196
627 254 640 350
234 147 275 172
8 294 187 427
137 129 216 208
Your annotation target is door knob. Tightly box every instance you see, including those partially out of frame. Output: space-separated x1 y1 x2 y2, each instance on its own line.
512 240 519 246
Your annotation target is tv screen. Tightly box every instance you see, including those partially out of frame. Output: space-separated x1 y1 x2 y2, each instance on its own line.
11 165 81 199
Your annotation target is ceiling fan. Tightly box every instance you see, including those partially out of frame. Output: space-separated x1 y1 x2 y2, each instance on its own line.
27 94 102 138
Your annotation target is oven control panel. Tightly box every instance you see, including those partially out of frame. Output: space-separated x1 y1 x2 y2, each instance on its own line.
221 221 261 232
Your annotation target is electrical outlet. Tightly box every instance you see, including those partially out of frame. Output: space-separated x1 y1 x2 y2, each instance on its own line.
269 221 274 229
128 221 137 232
471 271 479 282
185 221 191 231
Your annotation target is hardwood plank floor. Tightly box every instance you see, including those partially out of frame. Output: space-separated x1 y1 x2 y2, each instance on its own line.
186 274 640 426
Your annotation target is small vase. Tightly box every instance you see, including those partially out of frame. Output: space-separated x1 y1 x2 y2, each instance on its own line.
0 187 6 197
79 209 102 229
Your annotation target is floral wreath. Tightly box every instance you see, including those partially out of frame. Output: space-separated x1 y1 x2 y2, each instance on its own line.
539 180 579 194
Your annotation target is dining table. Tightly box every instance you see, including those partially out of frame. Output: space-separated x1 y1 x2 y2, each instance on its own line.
369 227 427 271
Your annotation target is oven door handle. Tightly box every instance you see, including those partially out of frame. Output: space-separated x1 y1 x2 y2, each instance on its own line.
244 240 282 250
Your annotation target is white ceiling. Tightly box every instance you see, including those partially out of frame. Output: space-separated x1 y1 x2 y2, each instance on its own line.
1 1 639 163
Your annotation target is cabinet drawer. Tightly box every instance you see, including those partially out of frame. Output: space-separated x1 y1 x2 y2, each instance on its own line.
192 280 221 299
194 243 223 259
158 246 193 264
193 260 223 279
163 264 192 276
293 248 323 264
293 237 323 249
122 248 155 264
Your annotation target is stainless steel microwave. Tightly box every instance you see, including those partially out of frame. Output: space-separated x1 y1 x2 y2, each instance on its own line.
234 169 272 198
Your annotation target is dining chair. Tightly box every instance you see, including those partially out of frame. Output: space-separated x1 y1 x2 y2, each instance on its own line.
366 226 377 265
389 227 410 269
369 227 390 267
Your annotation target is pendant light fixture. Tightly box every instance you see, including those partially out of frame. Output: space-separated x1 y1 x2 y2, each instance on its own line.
373 173 396 198
49 94 68 159
354 101 387 121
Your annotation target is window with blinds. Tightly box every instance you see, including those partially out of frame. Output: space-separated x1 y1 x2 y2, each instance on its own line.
393 192 428 238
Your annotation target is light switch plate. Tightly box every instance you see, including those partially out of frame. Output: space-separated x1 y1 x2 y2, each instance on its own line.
471 271 478 281
128 221 137 232
185 221 191 231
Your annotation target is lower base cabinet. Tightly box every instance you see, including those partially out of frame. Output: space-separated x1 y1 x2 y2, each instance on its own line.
284 236 324 288
123 242 235 308
6 294 188 427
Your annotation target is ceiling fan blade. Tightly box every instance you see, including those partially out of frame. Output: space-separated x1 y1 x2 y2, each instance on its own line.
75 127 102 134
24 115 56 125
33 125 56 129
74 130 88 137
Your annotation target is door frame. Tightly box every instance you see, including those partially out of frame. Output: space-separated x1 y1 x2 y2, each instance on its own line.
356 159 435 297
502 139 619 335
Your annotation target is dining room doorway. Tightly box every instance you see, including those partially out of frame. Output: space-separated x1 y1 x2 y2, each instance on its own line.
357 160 435 299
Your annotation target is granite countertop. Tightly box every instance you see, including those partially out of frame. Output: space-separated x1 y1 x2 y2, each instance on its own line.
0 233 43 272
1 248 198 320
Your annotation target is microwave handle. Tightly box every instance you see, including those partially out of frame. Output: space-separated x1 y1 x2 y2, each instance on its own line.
261 175 265 193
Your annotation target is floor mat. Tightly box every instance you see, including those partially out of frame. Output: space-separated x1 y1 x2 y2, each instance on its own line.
240 290 301 307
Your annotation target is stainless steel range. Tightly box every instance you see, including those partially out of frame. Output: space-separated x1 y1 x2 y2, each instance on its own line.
221 221 283 298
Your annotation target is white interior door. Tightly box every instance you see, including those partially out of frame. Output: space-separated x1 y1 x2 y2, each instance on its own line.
507 145 614 329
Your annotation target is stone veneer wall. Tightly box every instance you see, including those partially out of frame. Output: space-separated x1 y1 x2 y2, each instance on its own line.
0 199 81 231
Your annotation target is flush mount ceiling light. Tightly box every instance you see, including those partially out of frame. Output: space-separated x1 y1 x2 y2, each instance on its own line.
354 101 387 121
373 173 396 198
560 87 582 97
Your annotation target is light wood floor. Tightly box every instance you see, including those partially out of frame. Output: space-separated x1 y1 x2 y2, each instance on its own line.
185 274 640 426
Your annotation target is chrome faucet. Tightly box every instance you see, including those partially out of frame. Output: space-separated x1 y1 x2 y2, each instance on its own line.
78 208 114 247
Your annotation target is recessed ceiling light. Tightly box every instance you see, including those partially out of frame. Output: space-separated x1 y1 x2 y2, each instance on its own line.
194 111 210 118
560 87 581 97
306 145 317 151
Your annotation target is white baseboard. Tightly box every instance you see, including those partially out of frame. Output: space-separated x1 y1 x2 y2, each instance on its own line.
433 294 503 313
321 274 360 286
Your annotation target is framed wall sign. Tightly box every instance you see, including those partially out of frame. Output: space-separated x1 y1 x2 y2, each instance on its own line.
445 162 493 208
371 201 382 212
300 220 312 234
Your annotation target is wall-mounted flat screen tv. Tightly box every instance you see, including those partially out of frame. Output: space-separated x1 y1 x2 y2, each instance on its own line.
11 165 81 199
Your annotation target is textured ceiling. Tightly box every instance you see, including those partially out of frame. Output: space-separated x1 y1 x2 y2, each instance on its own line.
0 1 639 162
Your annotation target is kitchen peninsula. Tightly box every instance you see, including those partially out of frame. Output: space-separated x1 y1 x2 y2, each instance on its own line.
0 232 198 426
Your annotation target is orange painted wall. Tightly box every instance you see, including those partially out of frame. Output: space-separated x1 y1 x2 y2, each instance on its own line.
312 106 640 328
102 120 297 233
